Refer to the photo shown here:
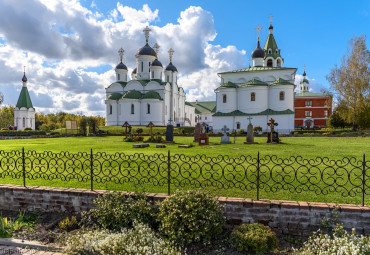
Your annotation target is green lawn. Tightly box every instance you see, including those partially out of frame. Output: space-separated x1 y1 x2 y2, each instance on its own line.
0 136 369 205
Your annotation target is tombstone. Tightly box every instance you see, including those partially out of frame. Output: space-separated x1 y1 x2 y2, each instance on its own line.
267 118 279 144
244 123 255 144
220 125 230 144
165 124 174 143
193 123 201 142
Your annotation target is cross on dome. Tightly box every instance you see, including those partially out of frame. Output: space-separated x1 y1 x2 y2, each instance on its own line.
118 48 124 63
255 24 263 40
168 48 174 62
143 26 151 43
153 43 160 57
269 15 274 25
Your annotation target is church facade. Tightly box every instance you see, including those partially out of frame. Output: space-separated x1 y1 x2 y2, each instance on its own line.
212 23 296 133
105 27 195 127
14 71 35 130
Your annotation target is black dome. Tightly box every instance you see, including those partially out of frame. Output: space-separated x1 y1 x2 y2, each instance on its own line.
303 70 307 76
132 67 137 74
269 24 273 30
165 62 177 72
137 43 156 56
116 62 127 70
152 59 163 67
251 40 265 59
22 74 27 82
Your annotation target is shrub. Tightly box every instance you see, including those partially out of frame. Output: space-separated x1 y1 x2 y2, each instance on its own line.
293 225 370 255
145 135 163 143
159 189 225 247
82 192 158 231
59 216 79 231
65 222 180 255
136 128 143 134
253 126 262 133
238 128 245 135
0 130 47 136
124 136 134 142
24 127 32 131
230 223 278 253
133 136 144 142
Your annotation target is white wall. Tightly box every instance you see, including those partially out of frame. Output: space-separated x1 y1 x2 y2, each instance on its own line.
14 107 35 130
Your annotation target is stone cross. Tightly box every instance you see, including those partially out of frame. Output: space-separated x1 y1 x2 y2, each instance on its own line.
247 116 253 124
147 121 155 137
122 121 131 136
267 118 278 144
221 125 229 135
118 48 124 62
168 48 174 62
143 26 151 43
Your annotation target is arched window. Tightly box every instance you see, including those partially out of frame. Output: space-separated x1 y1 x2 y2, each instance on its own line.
268 48 272 54
279 91 285 101
131 104 135 114
277 59 281 67
251 92 256 101
151 71 154 79
147 104 151 114
141 62 143 72
23 118 25 127
117 73 120 80
267 59 273 67
222 94 227 103
276 49 279 54
109 104 112 114
167 75 169 82
236 122 241 129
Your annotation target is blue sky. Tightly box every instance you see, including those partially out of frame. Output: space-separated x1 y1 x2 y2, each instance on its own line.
0 0 369 115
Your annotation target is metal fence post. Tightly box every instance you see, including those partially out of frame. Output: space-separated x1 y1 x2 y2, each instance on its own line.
167 150 171 195
362 153 366 207
257 151 260 200
22 147 26 187
90 148 93 191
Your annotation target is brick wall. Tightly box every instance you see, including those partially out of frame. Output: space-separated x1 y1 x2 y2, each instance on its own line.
0 184 369 237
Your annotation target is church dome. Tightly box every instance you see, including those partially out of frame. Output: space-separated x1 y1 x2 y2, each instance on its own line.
22 74 27 82
165 62 177 72
137 43 156 56
132 68 137 74
152 59 163 67
116 62 127 70
251 40 265 59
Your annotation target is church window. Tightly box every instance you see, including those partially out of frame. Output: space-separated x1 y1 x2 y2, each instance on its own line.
205 116 207 120
236 122 241 129
125 74 127 81
305 111 312 117
167 75 169 82
141 62 143 72
23 118 25 127
268 48 272 54
117 73 120 80
305 101 312 106
30 119 32 127
109 105 112 114
131 104 135 114
222 94 227 103
279 91 285 101
277 59 281 67
147 104 151 114
267 59 273 67
251 92 256 101
276 49 279 54
151 71 154 79
160 73 162 80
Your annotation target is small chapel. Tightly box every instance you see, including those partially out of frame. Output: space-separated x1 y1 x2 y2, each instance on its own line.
105 26 195 127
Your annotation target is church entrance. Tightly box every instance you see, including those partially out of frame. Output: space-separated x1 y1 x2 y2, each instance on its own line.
304 119 313 129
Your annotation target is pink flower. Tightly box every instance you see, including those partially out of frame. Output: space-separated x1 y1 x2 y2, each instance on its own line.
323 243 327 247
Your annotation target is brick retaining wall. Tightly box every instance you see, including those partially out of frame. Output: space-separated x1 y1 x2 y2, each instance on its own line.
0 184 369 236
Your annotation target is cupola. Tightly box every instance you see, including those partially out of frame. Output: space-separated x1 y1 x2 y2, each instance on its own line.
164 48 178 83
300 65 310 92
150 43 163 80
115 48 128 82
251 25 265 67
136 26 156 80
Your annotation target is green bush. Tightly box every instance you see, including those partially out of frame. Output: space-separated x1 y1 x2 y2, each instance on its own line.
159 189 225 247
0 130 46 136
230 223 278 253
65 222 180 255
59 216 79 231
238 128 245 134
136 128 143 134
24 127 32 131
133 136 144 142
82 192 158 231
253 126 262 133
124 136 134 142
145 135 163 143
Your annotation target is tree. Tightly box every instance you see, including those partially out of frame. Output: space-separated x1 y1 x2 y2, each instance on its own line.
329 110 348 129
0 105 14 129
326 35 370 130
0 92 3 106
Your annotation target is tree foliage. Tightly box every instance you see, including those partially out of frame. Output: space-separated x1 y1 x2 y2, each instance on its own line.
0 105 14 129
326 35 370 130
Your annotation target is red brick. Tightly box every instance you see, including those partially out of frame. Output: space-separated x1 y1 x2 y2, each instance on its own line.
253 201 270 208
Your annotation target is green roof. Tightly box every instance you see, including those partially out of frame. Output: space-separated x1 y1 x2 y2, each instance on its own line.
186 101 216 114
122 90 143 99
300 78 309 84
142 91 163 100
108 92 123 100
136 79 167 86
107 81 127 89
217 81 238 89
219 66 296 74
213 108 294 117
263 33 281 59
270 78 295 86
240 79 268 87
296 91 326 97
16 87 33 109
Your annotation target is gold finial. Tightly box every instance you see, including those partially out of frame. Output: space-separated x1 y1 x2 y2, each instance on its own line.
168 48 174 62
118 48 124 63
143 26 151 43
153 43 160 58
269 14 274 25
255 24 263 40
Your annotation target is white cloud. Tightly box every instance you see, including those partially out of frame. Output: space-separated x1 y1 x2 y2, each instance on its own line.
294 74 326 93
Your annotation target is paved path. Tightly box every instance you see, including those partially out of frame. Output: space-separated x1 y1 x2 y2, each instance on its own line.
0 245 64 254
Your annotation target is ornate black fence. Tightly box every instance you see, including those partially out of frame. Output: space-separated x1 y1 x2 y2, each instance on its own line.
0 148 368 205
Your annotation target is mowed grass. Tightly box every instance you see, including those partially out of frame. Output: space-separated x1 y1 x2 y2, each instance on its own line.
0 136 369 205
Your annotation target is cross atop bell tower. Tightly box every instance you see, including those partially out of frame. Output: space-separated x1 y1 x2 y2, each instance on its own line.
118 48 124 63
255 24 263 40
143 26 151 43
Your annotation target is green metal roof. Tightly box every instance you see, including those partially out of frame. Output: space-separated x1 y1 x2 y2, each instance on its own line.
122 90 143 99
16 87 33 109
213 108 294 117
216 81 238 89
186 101 216 114
296 91 326 97
219 66 296 75
142 91 163 100
263 33 281 59
240 79 268 87
300 78 309 84
270 78 295 86
108 92 123 100
107 81 127 89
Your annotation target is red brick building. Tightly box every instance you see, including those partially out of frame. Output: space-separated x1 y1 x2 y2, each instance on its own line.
294 71 332 128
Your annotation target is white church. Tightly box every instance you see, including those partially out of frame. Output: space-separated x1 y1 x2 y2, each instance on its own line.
105 26 195 127
212 23 296 133
14 70 35 130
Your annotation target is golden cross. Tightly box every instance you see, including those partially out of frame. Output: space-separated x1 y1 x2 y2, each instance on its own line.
168 48 174 62
118 48 124 63
143 26 151 43
255 24 263 39
153 43 160 58
269 14 274 25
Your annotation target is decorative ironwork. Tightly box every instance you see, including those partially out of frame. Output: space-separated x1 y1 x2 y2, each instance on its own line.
0 149 368 205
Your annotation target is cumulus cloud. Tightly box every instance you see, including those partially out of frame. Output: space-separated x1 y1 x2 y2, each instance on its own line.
0 1 248 115
294 74 326 93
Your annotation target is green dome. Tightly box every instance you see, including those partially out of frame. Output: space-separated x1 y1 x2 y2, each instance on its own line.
107 92 122 100
122 90 143 99
300 78 309 84
142 91 162 100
